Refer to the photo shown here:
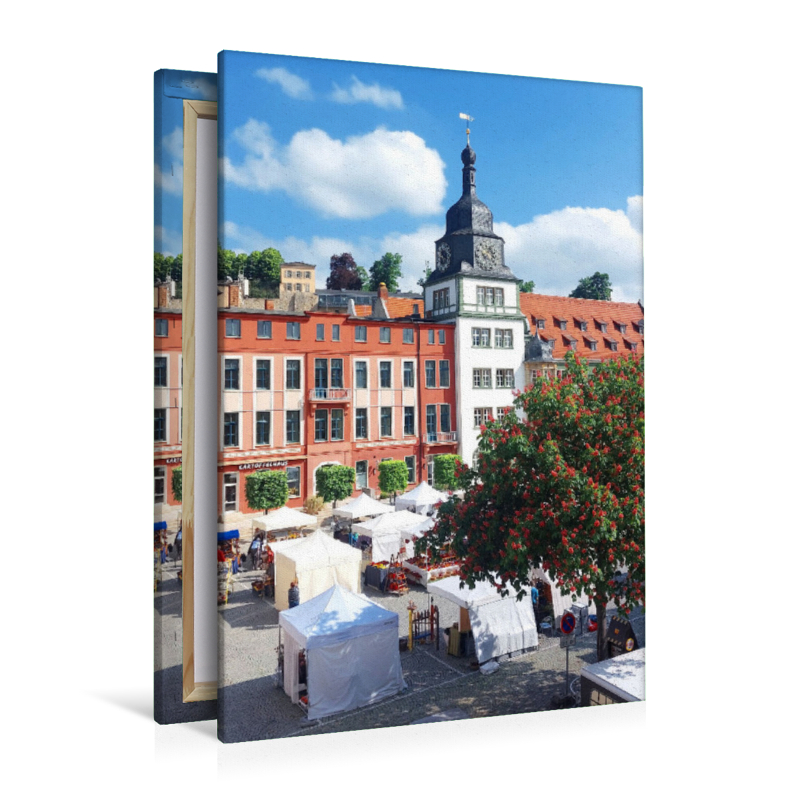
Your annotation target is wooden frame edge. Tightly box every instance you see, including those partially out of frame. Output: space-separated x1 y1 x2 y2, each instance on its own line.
181 98 218 703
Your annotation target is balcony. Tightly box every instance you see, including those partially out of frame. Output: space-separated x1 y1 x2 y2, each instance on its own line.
426 431 458 444
308 387 352 403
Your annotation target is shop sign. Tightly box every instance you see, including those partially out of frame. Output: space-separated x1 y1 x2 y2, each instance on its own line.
238 460 289 471
165 457 182 465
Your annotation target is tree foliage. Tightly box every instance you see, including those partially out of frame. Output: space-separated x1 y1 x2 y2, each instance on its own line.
217 245 282 297
154 252 182 284
420 351 644 660
245 470 289 514
316 465 356 508
327 253 363 290
519 279 535 293
570 272 612 300
432 454 464 491
378 460 408 501
417 266 432 289
171 466 182 503
369 252 402 292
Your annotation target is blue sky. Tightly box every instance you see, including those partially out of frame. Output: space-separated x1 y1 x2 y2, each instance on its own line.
157 55 643 301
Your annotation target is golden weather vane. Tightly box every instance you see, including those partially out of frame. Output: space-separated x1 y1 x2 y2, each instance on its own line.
459 112 474 145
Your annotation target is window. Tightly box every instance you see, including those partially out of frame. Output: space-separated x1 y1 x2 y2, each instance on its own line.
224 359 240 390
286 321 300 339
224 412 239 447
380 361 392 388
314 409 328 441
439 330 445 344
634 320 644 334
403 328 414 344
474 407 491 427
496 369 514 388
155 409 167 441
586 339 598 352
305 271 311 279
440 404 451 433
314 359 328 394
355 408 368 439
607 339 618 352
295 283 302 291
428 329 435 344
356 460 368 489
285 270 293 279
439 360 450 388
557 319 567 331
286 359 301 390
497 407 510 421
626 340 638 352
380 407 392 437
380 327 391 343
332 324 340 342
154 356 167 387
537 319 545 330
426 405 436 439
155 318 168 337
472 327 490 347
404 407 415 435
286 410 301 443
425 360 436 388
476 286 504 307
331 409 344 441
256 411 271 445
615 322 627 334
473 368 491 388
225 319 240 338
433 288 450 310
316 323 325 341
154 467 165 504
223 473 237 512
331 359 343 389
596 321 607 333
355 361 367 389
405 456 416 484
403 361 415 388
257 320 272 339
256 359 271 390
495 329 513 348
355 325 367 342
426 457 434 484
287 466 300 497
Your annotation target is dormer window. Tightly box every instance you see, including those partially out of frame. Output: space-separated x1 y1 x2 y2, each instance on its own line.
624 338 638 352
574 317 587 332
554 316 567 331
604 337 618 352
536 318 545 330
563 334 577 350
595 319 608 333
614 321 627 334
584 336 598 351
633 319 644 334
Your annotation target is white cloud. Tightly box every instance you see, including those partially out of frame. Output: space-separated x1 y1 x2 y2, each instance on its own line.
495 196 644 302
155 226 182 256
255 67 313 100
222 120 446 219
330 76 404 109
154 127 183 196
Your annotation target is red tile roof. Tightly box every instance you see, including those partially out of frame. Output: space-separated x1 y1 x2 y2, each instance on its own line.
520 293 643 361
386 296 423 318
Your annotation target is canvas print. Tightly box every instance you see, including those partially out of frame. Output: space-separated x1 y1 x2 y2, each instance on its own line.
215 50 644 743
154 68 218 724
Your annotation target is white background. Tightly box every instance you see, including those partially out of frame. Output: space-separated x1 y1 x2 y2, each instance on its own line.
4 1 798 796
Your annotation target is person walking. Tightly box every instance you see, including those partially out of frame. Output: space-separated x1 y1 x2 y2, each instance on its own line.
530 583 539 629
288 580 300 608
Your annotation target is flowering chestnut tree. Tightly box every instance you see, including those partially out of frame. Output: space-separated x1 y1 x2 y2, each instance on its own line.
419 351 644 660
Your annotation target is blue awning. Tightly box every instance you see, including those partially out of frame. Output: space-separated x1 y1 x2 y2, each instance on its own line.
218 529 240 541
154 521 167 531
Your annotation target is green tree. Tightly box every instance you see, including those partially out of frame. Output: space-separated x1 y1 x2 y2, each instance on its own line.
327 253 363 290
432 454 464 491
356 265 371 290
378 460 408 502
171 466 182 503
570 272 612 300
245 470 289 514
369 252 402 292
420 351 644 660
417 266 432 289
246 248 283 297
154 252 168 283
217 243 235 281
519 279 535 293
316 465 356 508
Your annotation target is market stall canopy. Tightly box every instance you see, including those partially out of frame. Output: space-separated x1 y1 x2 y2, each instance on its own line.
352 510 429 562
217 530 240 541
252 506 317 533
331 493 393 519
395 481 448 514
154 521 167 532
428 575 538 664
270 530 362 611
279 584 405 720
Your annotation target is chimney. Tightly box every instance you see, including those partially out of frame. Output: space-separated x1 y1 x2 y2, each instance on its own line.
378 282 389 301
229 283 241 307
157 284 169 308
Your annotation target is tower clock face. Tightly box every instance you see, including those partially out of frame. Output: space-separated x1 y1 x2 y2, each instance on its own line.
437 243 451 268
475 240 498 270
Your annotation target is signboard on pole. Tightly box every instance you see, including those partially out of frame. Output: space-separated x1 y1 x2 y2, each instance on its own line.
560 611 576 635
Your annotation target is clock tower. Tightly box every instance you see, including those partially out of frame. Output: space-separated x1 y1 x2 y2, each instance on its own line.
423 138 527 468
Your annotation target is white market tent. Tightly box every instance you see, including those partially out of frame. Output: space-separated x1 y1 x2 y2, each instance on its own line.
252 506 318 534
530 567 596 624
352 510 428 562
395 481 448 515
279 584 406 720
270 530 362 611
331 493 393 520
428 576 539 664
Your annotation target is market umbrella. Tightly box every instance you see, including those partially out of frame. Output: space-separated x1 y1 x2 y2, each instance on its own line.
252 506 317 533
395 481 448 513
332 493 393 519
